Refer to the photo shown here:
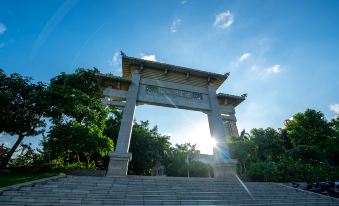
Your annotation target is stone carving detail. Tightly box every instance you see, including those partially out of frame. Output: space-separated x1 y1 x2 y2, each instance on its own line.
145 85 203 100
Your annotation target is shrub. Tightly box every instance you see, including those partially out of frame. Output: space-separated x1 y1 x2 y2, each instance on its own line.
245 161 279 182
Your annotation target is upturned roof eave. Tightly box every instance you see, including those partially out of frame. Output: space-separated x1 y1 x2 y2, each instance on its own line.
217 92 247 107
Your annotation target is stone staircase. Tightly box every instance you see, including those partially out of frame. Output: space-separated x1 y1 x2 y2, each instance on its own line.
1 175 338 205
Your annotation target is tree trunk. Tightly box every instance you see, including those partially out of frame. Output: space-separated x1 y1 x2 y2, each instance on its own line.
0 134 25 168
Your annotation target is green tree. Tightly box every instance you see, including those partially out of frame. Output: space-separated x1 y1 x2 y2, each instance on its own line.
250 127 284 162
0 69 47 168
104 110 122 144
229 131 255 175
128 121 171 175
43 68 113 168
105 115 171 175
165 143 209 177
44 122 113 166
285 109 332 162
9 143 43 170
278 128 293 150
327 116 339 166
245 161 279 182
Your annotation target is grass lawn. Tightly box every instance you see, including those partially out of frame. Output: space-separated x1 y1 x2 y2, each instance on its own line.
0 170 64 188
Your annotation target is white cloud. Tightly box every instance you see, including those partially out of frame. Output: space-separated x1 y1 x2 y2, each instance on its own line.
181 0 187 4
113 52 119 64
231 52 251 68
266 64 281 74
141 53 157 61
253 64 282 78
0 23 7 34
239 52 251 62
330 104 339 115
108 51 120 67
170 18 181 33
213 10 234 29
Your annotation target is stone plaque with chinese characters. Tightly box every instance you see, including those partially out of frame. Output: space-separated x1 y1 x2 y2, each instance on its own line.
145 85 203 100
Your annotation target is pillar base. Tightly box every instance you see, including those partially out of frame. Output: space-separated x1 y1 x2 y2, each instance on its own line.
106 152 132 176
213 159 238 178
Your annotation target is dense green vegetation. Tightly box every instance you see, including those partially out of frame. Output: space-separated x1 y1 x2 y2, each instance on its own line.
0 70 47 168
105 112 171 175
43 69 113 169
229 109 339 181
1 68 338 183
165 143 210 177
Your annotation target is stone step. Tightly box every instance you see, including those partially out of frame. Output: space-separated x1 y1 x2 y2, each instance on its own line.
0 203 337 206
2 190 316 198
16 188 305 196
42 183 285 190
1 175 338 205
2 189 316 196
1 193 323 201
22 181 291 188
0 197 337 206
18 185 288 191
7 188 322 196
44 181 293 189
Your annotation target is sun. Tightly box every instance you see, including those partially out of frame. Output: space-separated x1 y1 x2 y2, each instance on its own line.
197 136 217 154
185 121 217 155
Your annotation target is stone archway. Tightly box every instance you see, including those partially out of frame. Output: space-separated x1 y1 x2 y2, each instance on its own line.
97 53 246 178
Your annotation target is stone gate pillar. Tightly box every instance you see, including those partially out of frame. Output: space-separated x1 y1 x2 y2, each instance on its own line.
107 70 140 176
207 83 237 178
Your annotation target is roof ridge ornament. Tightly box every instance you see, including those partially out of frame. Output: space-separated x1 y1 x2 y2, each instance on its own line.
120 51 126 57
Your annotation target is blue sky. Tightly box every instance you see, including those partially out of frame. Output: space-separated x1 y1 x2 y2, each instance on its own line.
1 0 339 154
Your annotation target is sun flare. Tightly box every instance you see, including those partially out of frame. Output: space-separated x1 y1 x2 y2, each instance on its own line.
185 121 217 155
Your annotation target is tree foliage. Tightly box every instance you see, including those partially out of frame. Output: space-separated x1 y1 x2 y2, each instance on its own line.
230 109 339 181
46 68 105 125
9 143 44 170
105 113 171 175
43 68 113 168
285 109 332 162
165 143 210 177
250 128 284 162
229 132 255 175
0 69 47 168
129 121 171 175
327 117 339 165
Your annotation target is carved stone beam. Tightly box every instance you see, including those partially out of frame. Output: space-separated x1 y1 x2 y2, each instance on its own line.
103 87 128 98
102 98 126 109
